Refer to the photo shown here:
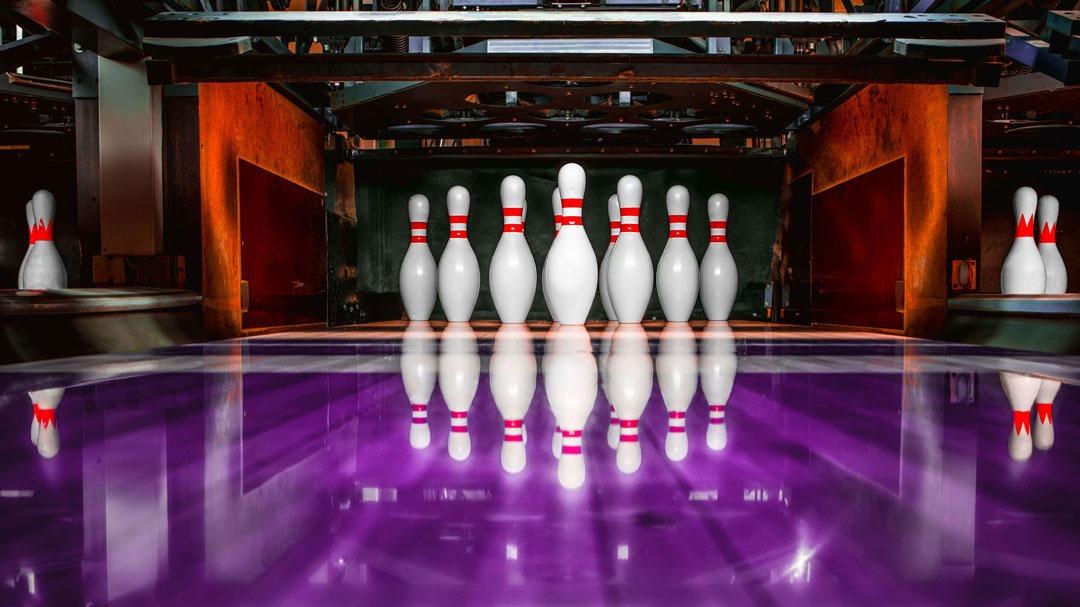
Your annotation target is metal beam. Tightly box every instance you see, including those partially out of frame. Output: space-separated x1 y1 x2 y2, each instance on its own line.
0 0 144 59
147 52 1003 85
0 33 69 73
143 10 1006 40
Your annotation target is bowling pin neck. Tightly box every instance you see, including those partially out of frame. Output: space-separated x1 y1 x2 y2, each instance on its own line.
32 220 54 243
709 220 727 244
1015 213 1035 239
560 428 583 454
619 419 639 442
502 206 524 233
1013 410 1031 435
1038 219 1057 244
412 403 428 424
709 404 726 424
410 220 428 243
560 196 584 227
449 214 469 239
609 221 620 244
1035 402 1053 424
503 419 524 441
668 213 688 239
620 206 641 233
32 403 56 428
450 410 469 431
668 410 686 431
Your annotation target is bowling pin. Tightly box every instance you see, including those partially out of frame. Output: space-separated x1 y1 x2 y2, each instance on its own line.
491 176 537 323
700 193 737 320
1001 187 1045 295
18 200 34 289
439 322 480 461
1037 194 1067 294
400 194 438 321
542 164 598 325
491 324 537 474
29 387 64 459
544 325 597 489
657 322 698 462
401 321 438 449
608 324 653 474
999 371 1039 462
599 194 621 321
438 186 480 322
607 175 653 324
1033 379 1059 451
542 187 563 323
23 190 66 290
657 186 700 322
599 321 620 450
700 321 737 451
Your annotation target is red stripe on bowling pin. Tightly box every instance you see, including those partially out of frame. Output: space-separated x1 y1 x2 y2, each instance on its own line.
504 419 524 442
449 214 468 239
1035 403 1053 424
668 214 688 239
561 197 584 227
609 221 621 244
668 410 686 433
411 403 427 424
33 403 55 429
619 419 639 443
410 221 428 244
1039 221 1057 244
709 221 727 244
709 404 726 425
1015 214 1035 239
450 410 469 433
561 428 583 454
502 207 524 233
1012 410 1031 435
620 206 641 233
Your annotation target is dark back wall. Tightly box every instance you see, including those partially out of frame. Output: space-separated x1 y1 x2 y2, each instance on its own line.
354 157 782 322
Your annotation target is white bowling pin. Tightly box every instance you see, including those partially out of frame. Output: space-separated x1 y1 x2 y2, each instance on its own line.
700 194 738 320
608 176 653 324
29 387 64 459
608 324 653 474
700 321 736 451
23 190 66 290
657 322 698 461
599 194 621 321
657 186 700 322
541 324 563 458
599 321 620 450
18 200 34 290
1033 379 1060 451
401 321 438 449
491 324 537 474
491 176 537 323
1001 187 1045 295
544 325 597 489
438 187 480 321
999 371 1039 462
439 322 480 461
1037 195 1067 294
543 164 598 325
542 187 563 323
400 194 438 321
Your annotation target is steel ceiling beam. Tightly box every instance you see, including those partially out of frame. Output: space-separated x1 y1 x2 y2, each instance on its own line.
142 11 1006 40
0 33 70 73
147 52 1003 86
0 0 144 59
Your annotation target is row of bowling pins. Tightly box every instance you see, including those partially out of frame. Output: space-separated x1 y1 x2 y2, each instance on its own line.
1000 371 1061 462
402 321 738 489
400 163 738 324
17 189 67 290
1001 187 1067 295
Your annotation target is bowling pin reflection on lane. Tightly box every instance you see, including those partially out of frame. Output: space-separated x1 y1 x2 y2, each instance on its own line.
439 322 480 461
999 371 1040 462
491 324 537 474
657 323 698 462
401 321 438 449
599 321 620 450
545 325 598 489
1034 379 1060 451
608 324 653 474
699 321 737 452
29 387 64 459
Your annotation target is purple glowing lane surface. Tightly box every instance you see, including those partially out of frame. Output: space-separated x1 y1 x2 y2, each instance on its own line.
1 321 1079 606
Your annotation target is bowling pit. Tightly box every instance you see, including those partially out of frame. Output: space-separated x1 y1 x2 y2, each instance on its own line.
2 320 1079 606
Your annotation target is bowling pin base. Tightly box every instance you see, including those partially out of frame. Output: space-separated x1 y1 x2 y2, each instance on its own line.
616 443 642 474
449 433 472 461
666 433 689 462
706 425 728 452
558 455 586 489
502 443 527 474
410 424 431 450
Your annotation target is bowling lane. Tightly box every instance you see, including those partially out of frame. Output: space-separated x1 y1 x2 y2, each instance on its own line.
0 321 1079 606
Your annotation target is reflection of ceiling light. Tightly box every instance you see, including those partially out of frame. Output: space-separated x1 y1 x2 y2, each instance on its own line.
786 546 814 583
617 544 630 561
506 544 518 561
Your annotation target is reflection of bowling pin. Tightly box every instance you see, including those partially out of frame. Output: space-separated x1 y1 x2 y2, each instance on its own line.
439 322 480 461
599 194 621 321
608 324 653 474
657 322 698 461
700 193 737 320
543 164 598 325
608 175 653 324
438 186 480 322
999 371 1039 462
23 190 67 290
491 324 537 473
543 187 563 323
1001 187 1045 295
545 325 597 489
400 194 438 320
657 186 699 322
18 200 34 289
491 176 537 323
401 321 438 449
599 321 620 450
1036 195 1067 294
29 387 64 459
700 321 736 451
1033 379 1060 451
